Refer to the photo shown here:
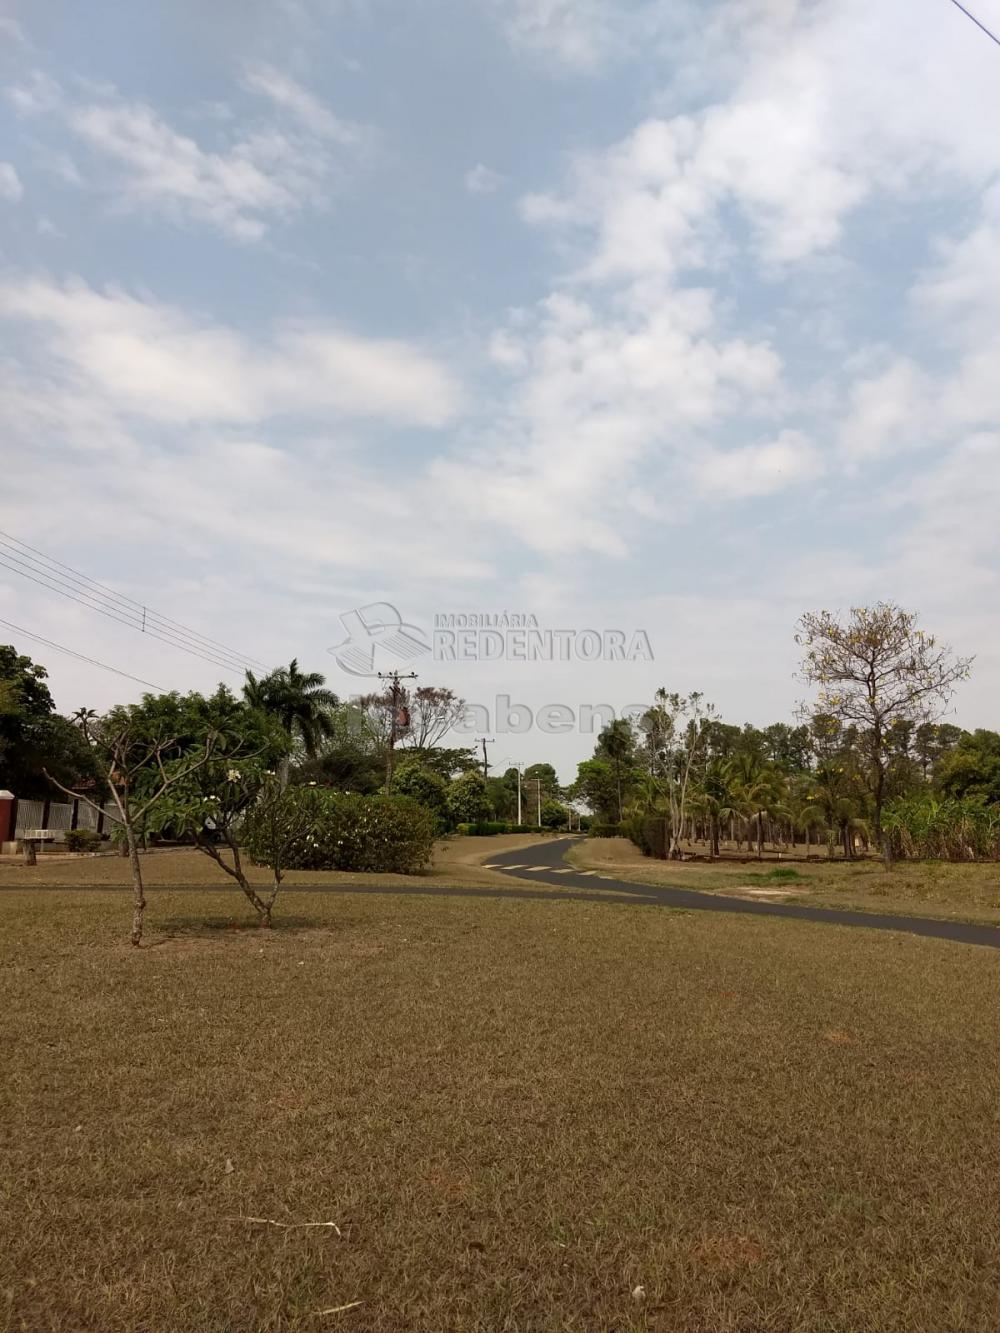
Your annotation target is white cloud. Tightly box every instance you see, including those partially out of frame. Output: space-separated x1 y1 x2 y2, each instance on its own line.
464 163 505 194
0 162 23 202
692 430 823 497
8 69 370 240
838 359 936 464
241 64 368 147
0 276 463 428
494 0 629 71
435 286 784 555
522 0 1000 271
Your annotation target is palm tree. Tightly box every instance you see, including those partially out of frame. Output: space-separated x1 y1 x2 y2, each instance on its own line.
243 660 339 789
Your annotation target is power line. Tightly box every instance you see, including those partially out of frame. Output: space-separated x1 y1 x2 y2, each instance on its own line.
0 528 268 675
947 0 1000 48
0 529 265 670
0 532 259 669
0 617 166 691
0 554 252 675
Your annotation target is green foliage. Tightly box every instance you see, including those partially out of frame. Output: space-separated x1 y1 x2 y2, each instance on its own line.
63 828 101 853
446 771 492 825
883 794 1000 861
455 820 510 835
936 730 1000 805
571 758 621 824
242 659 339 779
0 646 99 797
242 787 436 874
743 867 805 885
540 799 568 829
392 761 449 825
588 822 623 838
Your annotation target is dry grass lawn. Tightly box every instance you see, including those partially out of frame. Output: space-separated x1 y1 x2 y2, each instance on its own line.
3 864 1000 1331
571 837 1000 924
0 833 553 895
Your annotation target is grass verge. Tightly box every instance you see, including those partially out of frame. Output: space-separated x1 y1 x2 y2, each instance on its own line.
569 837 1000 924
3 884 1000 1330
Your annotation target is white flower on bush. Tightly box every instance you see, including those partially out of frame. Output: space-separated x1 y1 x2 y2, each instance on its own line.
226 768 241 783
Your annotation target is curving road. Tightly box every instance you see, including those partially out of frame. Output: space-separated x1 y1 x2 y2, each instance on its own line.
482 837 1000 951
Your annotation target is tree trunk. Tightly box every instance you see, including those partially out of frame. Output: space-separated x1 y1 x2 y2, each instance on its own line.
23 839 36 867
756 812 763 859
126 823 146 946
278 754 291 793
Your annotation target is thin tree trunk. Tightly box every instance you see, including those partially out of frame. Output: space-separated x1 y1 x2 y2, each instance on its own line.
126 823 146 946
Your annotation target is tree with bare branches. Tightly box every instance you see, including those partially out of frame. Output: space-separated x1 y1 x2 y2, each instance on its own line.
45 708 217 945
797 603 973 862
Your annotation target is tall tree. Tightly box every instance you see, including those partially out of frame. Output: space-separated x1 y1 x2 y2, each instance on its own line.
642 691 717 859
0 646 97 797
797 604 972 861
595 721 635 822
243 660 338 788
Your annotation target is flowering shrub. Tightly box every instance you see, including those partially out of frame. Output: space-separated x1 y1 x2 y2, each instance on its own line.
242 787 436 874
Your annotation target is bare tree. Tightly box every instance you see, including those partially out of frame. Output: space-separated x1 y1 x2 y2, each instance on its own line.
45 713 215 945
404 686 466 750
797 603 972 862
641 691 717 859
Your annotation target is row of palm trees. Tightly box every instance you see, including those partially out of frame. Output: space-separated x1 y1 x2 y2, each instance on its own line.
629 750 870 860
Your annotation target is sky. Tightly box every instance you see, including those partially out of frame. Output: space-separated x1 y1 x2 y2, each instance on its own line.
2 0 1000 780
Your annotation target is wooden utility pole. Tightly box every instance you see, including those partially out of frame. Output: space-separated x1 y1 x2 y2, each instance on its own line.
525 777 543 827
378 669 418 793
475 736 494 782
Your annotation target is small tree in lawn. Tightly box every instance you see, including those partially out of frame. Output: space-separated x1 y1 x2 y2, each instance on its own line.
239 786 315 925
797 604 972 864
150 759 283 925
44 709 216 945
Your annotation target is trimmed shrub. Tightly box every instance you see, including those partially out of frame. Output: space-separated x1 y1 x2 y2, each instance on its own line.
242 788 436 874
588 822 623 838
623 815 668 858
455 820 509 836
63 828 101 853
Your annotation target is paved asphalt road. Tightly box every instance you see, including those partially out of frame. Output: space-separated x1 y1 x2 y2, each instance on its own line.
482 837 1000 951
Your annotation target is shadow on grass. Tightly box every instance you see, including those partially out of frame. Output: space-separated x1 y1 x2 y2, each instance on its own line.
158 914 322 938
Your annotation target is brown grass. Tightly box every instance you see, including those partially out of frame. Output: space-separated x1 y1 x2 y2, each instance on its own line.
0 833 551 894
571 836 1000 923
4 875 1000 1331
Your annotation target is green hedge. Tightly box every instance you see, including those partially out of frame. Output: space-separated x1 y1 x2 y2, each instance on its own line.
243 788 436 874
454 822 553 835
588 822 623 838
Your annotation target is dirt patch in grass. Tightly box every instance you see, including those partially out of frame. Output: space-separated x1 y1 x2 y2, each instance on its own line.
570 837 1000 925
4 886 1000 1330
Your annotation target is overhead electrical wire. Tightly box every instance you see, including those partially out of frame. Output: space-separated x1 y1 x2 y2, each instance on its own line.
0 617 166 691
0 528 268 668
947 0 1000 48
0 528 268 677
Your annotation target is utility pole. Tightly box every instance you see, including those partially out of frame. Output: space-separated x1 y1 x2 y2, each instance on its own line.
475 736 494 782
378 669 418 793
525 777 543 828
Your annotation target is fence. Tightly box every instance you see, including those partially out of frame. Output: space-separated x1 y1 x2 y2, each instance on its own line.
12 797 115 843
